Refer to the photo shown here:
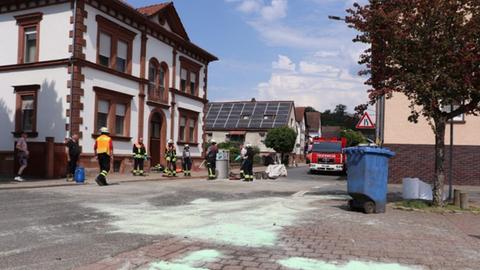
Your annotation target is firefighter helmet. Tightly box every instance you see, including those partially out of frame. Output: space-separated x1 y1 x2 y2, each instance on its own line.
99 127 109 134
167 139 174 144
210 139 216 144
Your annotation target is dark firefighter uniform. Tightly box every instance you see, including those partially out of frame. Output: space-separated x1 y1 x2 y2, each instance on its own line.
243 145 255 181
164 142 177 177
206 142 218 180
132 142 147 176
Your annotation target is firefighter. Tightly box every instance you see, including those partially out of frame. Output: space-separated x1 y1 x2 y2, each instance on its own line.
94 127 113 186
182 144 192 176
132 138 147 176
164 139 177 177
244 143 255 182
239 144 247 180
206 139 218 180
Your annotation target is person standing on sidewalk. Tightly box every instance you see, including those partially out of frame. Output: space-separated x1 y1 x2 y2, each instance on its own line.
239 144 247 180
94 127 113 186
206 140 218 180
243 143 255 182
182 144 192 177
65 134 81 181
132 138 147 176
164 139 177 177
14 132 29 182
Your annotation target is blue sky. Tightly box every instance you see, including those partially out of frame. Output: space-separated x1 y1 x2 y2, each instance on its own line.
129 0 368 112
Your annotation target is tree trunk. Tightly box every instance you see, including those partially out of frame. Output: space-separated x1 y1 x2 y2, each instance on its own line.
432 118 446 207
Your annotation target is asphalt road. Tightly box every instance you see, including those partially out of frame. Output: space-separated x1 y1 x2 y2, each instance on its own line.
0 166 344 270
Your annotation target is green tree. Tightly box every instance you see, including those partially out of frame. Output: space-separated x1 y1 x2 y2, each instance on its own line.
265 127 297 164
340 129 367 147
305 106 318 113
346 0 480 206
321 104 357 129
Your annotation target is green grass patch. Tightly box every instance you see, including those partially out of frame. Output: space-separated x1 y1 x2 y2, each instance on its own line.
396 200 431 209
394 200 480 214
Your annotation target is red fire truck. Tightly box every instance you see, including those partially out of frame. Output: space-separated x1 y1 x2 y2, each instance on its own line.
307 137 347 173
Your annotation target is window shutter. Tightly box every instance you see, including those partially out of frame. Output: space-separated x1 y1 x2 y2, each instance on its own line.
98 100 109 114
117 40 128 60
116 104 126 116
99 32 111 57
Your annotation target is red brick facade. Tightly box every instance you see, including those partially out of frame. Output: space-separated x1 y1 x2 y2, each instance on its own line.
385 144 480 186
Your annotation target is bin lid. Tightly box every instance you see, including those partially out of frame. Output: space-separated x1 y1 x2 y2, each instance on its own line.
343 146 395 157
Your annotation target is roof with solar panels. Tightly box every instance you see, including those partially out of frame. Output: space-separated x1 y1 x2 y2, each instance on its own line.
205 99 295 131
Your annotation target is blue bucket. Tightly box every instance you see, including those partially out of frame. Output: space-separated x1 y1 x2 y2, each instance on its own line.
74 167 85 183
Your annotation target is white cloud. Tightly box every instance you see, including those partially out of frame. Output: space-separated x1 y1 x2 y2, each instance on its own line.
231 0 288 21
272 55 296 71
260 0 288 21
258 56 367 111
237 0 262 13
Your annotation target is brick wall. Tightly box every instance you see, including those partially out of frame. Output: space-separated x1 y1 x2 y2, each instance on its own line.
385 144 480 186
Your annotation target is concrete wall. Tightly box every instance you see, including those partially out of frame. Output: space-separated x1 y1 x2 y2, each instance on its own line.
0 3 72 65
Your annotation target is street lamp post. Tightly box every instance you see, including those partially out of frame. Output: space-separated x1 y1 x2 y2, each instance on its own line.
328 14 385 145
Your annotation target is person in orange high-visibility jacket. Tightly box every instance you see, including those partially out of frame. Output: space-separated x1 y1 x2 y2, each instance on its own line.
94 127 113 186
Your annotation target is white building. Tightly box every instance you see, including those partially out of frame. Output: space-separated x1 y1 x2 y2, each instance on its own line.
0 0 217 178
205 100 301 156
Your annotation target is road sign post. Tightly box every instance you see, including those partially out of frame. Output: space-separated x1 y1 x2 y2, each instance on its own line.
356 112 376 129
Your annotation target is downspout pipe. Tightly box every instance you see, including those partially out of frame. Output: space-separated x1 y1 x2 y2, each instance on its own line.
69 0 77 138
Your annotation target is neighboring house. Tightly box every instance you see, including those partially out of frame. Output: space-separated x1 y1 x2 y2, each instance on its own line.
294 107 306 157
305 111 322 138
321 126 342 138
383 93 480 186
205 99 297 154
0 0 217 178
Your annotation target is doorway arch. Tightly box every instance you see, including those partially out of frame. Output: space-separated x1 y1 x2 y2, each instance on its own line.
148 109 167 167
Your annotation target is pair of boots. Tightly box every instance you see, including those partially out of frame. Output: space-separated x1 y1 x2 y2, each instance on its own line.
132 170 145 176
184 170 191 176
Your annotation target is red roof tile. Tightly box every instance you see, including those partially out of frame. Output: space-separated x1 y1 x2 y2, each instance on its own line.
295 107 306 122
136 2 170 16
305 111 321 130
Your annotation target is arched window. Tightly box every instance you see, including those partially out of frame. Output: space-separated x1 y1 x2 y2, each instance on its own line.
148 58 168 103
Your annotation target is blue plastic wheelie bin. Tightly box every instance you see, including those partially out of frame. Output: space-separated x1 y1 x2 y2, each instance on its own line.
344 146 395 214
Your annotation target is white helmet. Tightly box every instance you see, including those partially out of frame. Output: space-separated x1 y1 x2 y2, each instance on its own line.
246 143 252 148
167 139 174 144
210 139 216 144
100 127 109 134
185 144 190 148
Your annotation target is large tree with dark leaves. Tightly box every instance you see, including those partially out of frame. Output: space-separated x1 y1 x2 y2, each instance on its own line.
346 0 480 206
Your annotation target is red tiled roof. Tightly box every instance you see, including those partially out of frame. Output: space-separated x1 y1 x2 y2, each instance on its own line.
295 107 306 122
136 2 170 16
305 111 321 130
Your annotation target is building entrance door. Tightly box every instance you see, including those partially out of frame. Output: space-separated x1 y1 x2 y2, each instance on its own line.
149 112 165 167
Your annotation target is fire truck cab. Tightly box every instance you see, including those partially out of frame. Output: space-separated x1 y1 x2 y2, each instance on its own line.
307 137 347 173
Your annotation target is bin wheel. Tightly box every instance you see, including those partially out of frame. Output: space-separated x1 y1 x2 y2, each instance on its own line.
347 200 354 211
363 201 375 214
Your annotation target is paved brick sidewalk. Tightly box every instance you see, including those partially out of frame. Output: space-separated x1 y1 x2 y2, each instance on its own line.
74 199 480 270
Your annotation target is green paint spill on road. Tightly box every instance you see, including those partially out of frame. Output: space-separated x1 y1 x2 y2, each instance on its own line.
148 261 208 270
177 249 221 264
148 249 222 270
88 196 318 247
278 257 422 270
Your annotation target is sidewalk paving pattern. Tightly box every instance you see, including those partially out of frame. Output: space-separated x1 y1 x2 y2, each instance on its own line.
75 191 480 270
1 167 480 270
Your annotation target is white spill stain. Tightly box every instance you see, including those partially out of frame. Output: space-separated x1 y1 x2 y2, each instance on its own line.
86 196 320 247
147 249 222 270
278 257 423 270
